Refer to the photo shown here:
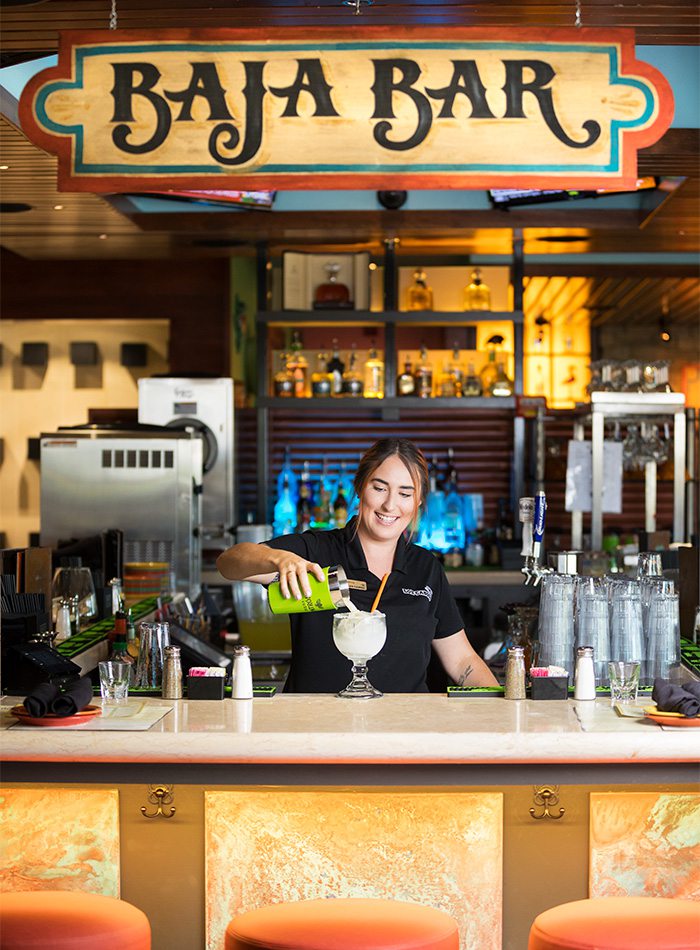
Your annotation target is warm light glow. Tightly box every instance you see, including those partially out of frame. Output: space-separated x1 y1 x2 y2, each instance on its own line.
53 204 64 210
98 233 108 240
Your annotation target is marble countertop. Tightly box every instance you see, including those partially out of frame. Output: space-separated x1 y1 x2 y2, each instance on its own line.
1 695 698 765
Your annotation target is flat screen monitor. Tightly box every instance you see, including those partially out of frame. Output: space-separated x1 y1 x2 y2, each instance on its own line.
488 177 657 208
152 189 276 210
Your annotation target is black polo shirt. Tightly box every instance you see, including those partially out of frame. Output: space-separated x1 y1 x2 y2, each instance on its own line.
265 520 464 693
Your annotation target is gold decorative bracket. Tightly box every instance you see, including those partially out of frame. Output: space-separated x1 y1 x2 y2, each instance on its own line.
140 784 176 819
529 784 565 820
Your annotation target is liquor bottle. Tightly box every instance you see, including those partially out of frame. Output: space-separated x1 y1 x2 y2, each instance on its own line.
314 262 351 309
110 636 135 682
489 360 514 397
286 331 309 398
110 605 127 645
311 352 333 398
479 348 499 394
463 267 491 311
341 345 364 396
326 339 345 396
273 475 297 536
337 461 355 519
126 608 140 661
406 268 434 311
333 483 348 529
363 345 384 398
276 446 299 505
296 461 314 531
313 458 333 527
414 345 433 398
462 362 483 397
273 351 294 398
397 353 416 396
418 456 446 551
439 343 463 397
443 451 465 567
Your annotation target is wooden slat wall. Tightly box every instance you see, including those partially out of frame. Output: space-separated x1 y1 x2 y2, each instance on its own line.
235 407 515 526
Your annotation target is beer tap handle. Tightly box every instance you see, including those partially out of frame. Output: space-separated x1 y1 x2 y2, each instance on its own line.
518 497 535 584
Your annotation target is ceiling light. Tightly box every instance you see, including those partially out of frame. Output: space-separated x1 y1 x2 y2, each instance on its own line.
98 233 108 240
658 295 672 343
0 165 9 170
54 204 64 210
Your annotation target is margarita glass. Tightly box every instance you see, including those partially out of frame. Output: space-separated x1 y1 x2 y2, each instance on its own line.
332 609 387 698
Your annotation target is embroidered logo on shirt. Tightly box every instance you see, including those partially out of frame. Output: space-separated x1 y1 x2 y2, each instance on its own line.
402 585 433 603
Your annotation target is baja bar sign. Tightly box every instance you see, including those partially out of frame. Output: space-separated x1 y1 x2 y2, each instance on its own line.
19 27 673 192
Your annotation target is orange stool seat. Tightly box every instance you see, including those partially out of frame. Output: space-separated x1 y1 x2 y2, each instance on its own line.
0 891 151 950
528 897 700 950
225 898 459 950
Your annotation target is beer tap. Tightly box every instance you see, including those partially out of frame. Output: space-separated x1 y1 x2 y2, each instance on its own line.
520 491 550 586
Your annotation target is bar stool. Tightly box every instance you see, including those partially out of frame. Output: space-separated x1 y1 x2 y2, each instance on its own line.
528 896 700 950
0 891 151 950
225 897 459 950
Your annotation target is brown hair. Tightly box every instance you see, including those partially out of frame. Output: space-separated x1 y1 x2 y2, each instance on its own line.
352 438 429 536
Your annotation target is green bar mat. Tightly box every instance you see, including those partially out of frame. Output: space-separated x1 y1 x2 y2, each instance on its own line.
56 597 163 659
447 686 505 697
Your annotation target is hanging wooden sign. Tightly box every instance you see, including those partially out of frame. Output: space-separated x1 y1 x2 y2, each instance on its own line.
18 26 673 193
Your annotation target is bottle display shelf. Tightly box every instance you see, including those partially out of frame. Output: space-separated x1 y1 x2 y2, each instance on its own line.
258 309 523 325
259 396 516 410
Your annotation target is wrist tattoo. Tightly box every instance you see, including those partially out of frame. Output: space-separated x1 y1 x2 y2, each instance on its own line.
457 664 474 687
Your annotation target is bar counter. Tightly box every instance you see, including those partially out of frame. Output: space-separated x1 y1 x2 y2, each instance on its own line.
2 694 698 783
2 694 698 950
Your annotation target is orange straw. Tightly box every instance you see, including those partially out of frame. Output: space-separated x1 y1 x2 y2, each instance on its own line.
371 573 390 613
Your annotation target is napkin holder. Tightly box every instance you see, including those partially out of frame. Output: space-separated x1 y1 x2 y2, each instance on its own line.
530 676 569 700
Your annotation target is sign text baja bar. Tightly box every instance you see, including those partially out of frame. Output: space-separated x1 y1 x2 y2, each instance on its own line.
19 27 673 192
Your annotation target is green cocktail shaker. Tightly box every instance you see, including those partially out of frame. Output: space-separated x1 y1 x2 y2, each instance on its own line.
267 565 351 614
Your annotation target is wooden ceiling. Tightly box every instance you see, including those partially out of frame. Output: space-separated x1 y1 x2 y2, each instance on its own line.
0 0 698 328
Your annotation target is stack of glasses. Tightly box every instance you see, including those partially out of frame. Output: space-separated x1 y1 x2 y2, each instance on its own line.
537 559 680 687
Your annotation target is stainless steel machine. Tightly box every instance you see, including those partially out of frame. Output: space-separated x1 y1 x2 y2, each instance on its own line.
137 377 235 553
40 425 203 597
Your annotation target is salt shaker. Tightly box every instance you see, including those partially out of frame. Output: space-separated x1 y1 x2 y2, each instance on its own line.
231 645 253 700
162 645 183 700
505 646 526 700
54 598 72 642
574 645 596 700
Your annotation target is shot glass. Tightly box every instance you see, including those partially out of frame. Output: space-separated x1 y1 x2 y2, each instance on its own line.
608 661 640 707
98 660 130 705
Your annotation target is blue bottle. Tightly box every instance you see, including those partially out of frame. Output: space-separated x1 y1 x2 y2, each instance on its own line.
276 447 299 505
273 476 297 536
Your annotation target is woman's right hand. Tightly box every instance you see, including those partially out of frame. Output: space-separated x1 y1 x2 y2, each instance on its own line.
273 552 326 601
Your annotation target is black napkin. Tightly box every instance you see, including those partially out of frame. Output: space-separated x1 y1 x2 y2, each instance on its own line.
51 676 94 717
652 678 700 718
23 682 61 718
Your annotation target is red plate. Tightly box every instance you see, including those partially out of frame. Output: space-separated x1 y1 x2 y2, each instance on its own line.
644 712 700 728
9 704 102 727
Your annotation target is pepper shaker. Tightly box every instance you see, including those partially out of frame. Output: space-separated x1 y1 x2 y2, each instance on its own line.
162 645 183 700
574 645 596 700
505 646 526 700
231 645 253 700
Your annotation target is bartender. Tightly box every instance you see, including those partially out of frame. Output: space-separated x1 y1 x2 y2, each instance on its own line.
217 438 498 692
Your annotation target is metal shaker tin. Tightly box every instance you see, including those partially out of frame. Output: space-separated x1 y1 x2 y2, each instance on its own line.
267 565 351 614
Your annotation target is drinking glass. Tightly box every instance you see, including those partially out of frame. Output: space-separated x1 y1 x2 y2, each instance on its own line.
576 582 610 685
51 565 98 626
636 552 663 579
608 661 640 706
332 610 387 698
646 591 680 681
610 584 644 667
537 574 575 670
98 660 130 704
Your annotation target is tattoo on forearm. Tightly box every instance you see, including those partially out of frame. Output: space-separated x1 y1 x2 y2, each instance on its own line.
457 664 474 686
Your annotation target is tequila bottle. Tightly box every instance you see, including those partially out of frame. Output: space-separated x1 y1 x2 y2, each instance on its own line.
326 338 345 396
273 351 294 398
414 345 434 398
311 352 333 398
463 267 491 311
296 461 314 531
479 348 499 394
406 268 434 311
314 262 351 309
363 345 384 398
489 361 514 397
286 331 309 398
341 346 364 397
462 362 483 397
439 343 463 397
397 354 416 397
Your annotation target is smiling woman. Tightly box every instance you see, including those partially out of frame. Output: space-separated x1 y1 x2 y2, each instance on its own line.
216 438 498 693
